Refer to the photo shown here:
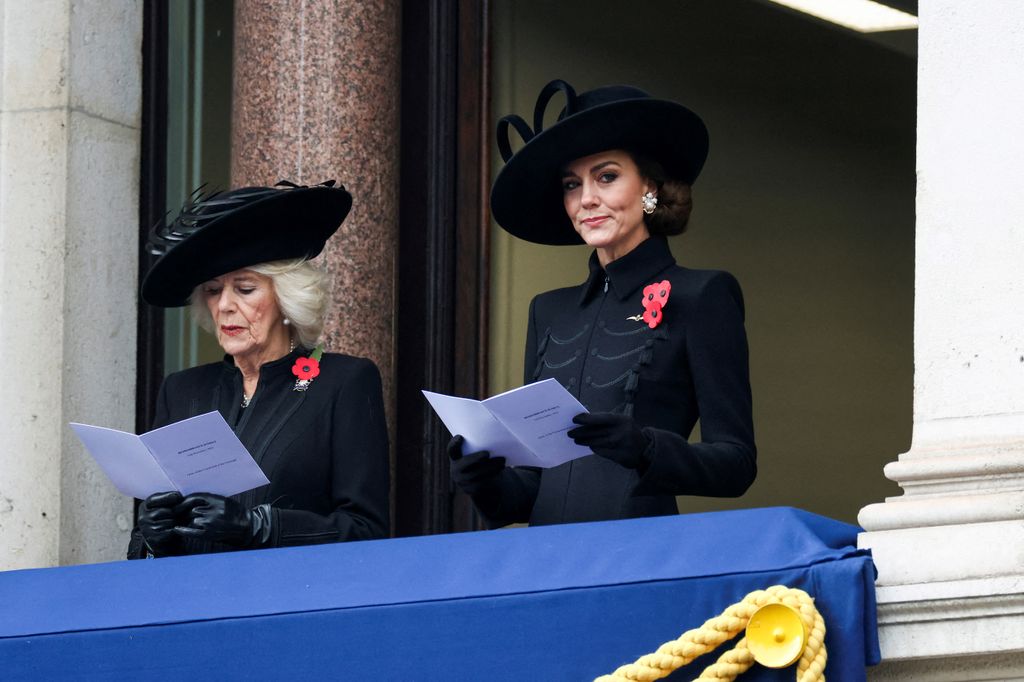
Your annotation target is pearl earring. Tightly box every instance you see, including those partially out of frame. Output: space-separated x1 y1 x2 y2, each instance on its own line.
641 192 658 215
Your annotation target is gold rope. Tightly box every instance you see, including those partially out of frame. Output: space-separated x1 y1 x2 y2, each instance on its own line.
594 585 827 682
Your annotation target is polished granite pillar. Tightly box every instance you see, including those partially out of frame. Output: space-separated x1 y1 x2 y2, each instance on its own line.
231 0 400 414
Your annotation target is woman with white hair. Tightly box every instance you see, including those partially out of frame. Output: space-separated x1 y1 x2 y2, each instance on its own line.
128 181 389 558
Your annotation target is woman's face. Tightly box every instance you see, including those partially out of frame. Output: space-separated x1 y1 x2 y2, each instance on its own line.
201 269 285 361
561 149 654 261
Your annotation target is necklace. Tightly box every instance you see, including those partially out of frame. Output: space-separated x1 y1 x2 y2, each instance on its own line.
241 339 296 408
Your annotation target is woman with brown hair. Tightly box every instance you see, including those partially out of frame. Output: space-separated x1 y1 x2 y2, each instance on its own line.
449 80 756 526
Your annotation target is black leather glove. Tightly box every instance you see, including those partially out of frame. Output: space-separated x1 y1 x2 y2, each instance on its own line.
447 435 507 497
568 412 652 471
137 491 184 557
173 493 272 548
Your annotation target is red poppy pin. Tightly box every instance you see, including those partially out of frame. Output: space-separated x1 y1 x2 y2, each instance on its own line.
628 280 671 328
292 344 324 392
642 301 663 328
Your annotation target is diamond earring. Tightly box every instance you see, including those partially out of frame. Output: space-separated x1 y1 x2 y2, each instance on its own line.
641 191 658 215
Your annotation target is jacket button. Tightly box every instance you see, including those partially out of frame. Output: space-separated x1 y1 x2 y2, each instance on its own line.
590 348 598 356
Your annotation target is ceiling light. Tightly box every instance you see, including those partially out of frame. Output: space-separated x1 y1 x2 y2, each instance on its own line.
763 0 918 33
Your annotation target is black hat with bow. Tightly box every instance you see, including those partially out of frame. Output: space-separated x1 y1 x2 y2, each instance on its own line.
490 79 709 246
141 180 351 307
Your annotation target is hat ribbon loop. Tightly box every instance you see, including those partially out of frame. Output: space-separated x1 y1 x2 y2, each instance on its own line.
532 79 577 134
496 114 536 163
495 80 578 163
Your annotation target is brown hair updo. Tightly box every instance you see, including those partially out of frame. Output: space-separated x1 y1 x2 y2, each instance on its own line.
630 151 694 236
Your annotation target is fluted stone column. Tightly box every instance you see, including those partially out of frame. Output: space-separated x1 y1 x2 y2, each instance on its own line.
0 0 142 569
858 2 1024 678
230 0 400 420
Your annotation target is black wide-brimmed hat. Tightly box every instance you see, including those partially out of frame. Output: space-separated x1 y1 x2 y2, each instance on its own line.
141 180 351 307
490 79 709 246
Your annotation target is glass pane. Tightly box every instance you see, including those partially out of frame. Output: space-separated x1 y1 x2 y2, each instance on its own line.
163 0 235 375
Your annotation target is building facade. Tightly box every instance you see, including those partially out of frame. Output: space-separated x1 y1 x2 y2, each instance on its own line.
0 1 1020 677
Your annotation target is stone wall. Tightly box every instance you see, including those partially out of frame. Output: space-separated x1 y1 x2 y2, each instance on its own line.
0 0 142 569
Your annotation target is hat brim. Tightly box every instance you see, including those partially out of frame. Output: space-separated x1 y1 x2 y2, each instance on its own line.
141 185 351 307
490 98 708 246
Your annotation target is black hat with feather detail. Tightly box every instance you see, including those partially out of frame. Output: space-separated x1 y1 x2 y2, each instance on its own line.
141 180 352 307
490 79 709 246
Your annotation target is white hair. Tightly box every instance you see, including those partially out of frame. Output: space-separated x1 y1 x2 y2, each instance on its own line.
189 258 328 349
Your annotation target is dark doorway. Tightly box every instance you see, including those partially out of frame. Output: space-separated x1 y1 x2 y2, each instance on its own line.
394 1 492 536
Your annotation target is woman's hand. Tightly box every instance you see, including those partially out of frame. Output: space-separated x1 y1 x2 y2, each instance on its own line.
174 493 271 547
447 435 507 496
569 412 651 471
138 491 184 557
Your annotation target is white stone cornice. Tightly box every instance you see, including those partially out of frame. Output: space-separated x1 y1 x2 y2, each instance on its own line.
875 575 1024 605
885 451 1024 483
909 414 1024 454
884 450 1024 498
859 520 1023 586
877 587 1024 626
874 586 1024 660
859 491 1024 530
869 651 1024 681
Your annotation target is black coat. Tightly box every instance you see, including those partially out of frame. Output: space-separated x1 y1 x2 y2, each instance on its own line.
128 348 389 557
479 236 756 526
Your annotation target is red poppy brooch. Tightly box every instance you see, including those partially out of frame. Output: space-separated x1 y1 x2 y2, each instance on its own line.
628 280 671 329
291 344 324 392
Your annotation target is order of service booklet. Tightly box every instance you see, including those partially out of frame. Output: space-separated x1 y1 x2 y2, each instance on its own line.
422 378 593 468
69 411 271 500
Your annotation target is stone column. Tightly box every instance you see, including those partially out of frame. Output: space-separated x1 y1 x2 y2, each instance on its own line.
0 0 142 569
230 0 400 420
858 2 1024 678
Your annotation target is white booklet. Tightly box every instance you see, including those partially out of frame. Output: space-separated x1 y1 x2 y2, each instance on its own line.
69 411 271 500
422 378 592 468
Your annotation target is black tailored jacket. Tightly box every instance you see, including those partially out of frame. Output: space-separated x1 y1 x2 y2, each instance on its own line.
128 348 389 557
479 236 756 527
